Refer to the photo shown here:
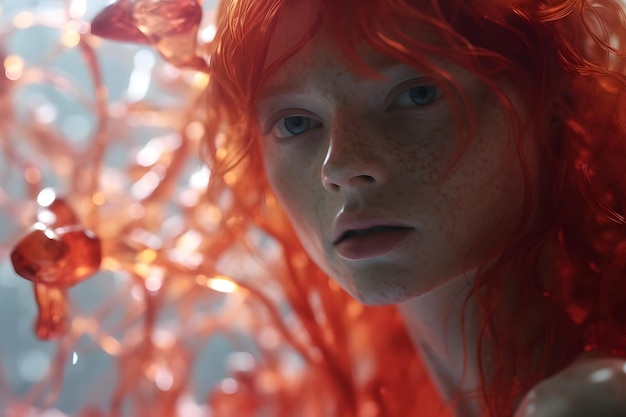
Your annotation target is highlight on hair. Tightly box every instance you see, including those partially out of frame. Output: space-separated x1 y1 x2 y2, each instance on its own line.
201 0 626 415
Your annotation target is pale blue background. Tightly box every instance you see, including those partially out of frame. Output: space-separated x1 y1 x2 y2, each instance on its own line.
0 0 227 415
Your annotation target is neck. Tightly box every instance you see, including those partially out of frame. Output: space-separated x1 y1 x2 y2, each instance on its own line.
398 274 485 417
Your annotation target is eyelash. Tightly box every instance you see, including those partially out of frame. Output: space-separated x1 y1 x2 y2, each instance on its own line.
268 81 441 139
388 83 441 110
270 115 323 139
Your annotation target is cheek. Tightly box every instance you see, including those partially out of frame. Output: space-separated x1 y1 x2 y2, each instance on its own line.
443 117 529 259
264 152 322 234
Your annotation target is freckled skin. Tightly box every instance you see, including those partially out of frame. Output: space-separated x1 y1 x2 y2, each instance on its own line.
258 31 537 305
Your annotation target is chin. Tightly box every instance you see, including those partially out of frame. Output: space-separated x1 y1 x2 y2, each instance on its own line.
340 268 459 306
347 283 428 306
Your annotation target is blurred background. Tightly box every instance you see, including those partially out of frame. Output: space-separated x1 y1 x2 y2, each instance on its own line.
0 1 235 416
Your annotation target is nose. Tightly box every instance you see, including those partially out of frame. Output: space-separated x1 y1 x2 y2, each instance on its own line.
321 119 390 192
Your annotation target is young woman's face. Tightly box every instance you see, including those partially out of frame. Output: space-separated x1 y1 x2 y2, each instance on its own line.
256 30 538 305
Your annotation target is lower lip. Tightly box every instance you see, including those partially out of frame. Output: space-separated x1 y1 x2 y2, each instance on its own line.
334 228 413 260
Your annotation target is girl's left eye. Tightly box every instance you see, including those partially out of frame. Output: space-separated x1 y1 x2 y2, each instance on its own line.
389 84 441 109
271 116 322 138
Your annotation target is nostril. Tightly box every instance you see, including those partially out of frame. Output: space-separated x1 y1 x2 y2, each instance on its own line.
322 176 341 192
321 141 390 190
322 173 378 193
348 174 377 187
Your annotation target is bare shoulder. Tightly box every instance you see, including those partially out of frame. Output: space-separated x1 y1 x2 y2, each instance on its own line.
514 355 626 417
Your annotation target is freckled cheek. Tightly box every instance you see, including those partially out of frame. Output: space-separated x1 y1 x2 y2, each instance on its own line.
437 139 526 257
384 120 458 178
266 158 325 233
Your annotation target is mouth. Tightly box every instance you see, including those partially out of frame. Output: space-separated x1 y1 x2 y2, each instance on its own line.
334 225 413 244
333 225 414 260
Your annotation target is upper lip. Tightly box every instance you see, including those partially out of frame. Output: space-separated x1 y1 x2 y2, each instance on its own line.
332 213 413 244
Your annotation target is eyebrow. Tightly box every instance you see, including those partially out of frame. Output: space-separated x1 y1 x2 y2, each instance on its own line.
257 61 419 107
258 83 308 105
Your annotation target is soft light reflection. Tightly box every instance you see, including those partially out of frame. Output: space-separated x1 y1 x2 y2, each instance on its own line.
4 54 24 81
131 170 162 200
219 377 238 395
145 274 163 292
12 11 35 29
128 203 146 219
130 284 144 301
61 22 82 48
589 367 614 383
223 172 237 185
68 0 87 20
215 147 227 161
168 249 203 269
176 395 209 417
25 167 41 184
152 328 176 348
92 192 106 206
41 410 67 417
37 188 57 207
72 351 79 365
137 248 158 263
258 327 280 350
185 121 205 141
191 72 210 88
155 368 174 391
101 256 121 271
196 275 238 293
176 229 202 252
179 189 200 207
34 103 58 124
134 49 156 68
203 204 222 224
127 70 152 102
99 335 122 357
198 24 217 43
189 166 210 189
227 352 255 373
32 222 57 241
134 262 150 277
169 230 204 268
127 50 155 101
523 403 537 417
136 140 162 167
130 228 163 250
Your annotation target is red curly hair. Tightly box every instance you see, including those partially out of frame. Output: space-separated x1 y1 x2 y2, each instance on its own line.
200 0 626 415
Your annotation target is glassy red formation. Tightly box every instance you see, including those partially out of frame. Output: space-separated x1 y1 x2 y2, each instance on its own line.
10 198 102 340
91 0 207 70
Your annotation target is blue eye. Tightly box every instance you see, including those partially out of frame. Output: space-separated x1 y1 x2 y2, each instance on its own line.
409 85 438 105
272 116 322 138
284 116 311 135
388 83 441 109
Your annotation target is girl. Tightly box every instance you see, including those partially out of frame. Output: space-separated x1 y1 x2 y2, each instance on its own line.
199 0 626 416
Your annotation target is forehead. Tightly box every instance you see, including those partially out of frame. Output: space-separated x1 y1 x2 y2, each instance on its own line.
260 15 434 102
264 0 321 66
259 0 449 95
259 51 419 113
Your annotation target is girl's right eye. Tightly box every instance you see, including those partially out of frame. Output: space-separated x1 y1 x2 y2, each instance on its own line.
271 116 322 138
388 83 441 109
